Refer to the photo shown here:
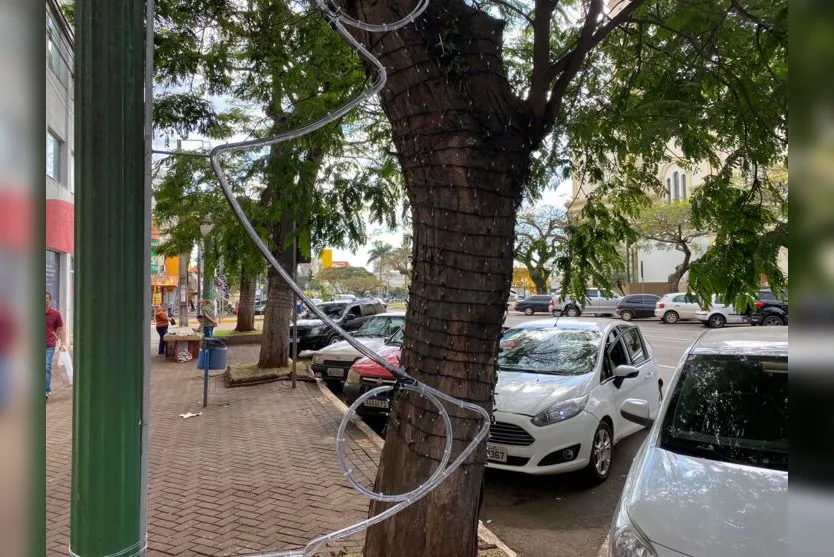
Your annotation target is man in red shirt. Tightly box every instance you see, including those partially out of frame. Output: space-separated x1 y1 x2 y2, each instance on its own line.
46 291 66 399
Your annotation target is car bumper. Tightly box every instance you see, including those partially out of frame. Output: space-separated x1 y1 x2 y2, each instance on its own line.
344 379 394 416
310 360 353 381
485 410 598 475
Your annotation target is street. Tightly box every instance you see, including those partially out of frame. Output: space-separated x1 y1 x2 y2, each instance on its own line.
331 313 714 557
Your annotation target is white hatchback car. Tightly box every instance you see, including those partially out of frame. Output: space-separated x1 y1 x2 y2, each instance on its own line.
609 327 788 557
654 292 700 324
488 320 663 483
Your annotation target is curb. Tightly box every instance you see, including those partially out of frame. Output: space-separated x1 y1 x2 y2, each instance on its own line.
315 380 517 557
598 534 609 557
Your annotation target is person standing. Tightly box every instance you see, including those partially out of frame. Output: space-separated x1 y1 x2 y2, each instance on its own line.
45 291 66 399
154 303 172 357
199 298 217 337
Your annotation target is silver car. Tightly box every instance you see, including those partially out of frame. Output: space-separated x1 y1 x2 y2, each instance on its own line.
550 288 621 317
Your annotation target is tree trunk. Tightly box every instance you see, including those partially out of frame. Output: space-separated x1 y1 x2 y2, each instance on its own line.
257 259 293 369
235 265 256 332
668 242 692 292
529 267 550 294
347 3 534 555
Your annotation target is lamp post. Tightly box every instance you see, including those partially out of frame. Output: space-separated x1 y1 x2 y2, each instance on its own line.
199 215 214 408
199 215 215 304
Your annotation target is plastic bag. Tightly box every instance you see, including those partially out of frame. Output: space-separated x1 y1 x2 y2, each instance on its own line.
58 350 74 387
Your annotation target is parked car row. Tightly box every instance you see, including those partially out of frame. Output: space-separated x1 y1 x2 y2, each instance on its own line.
329 317 789 556
515 287 788 328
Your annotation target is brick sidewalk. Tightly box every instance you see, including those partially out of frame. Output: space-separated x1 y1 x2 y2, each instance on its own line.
46 345 380 556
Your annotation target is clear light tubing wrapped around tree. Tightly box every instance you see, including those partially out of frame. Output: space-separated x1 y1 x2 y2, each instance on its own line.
164 1 491 555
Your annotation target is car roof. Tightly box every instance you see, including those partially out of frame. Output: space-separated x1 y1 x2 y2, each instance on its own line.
690 327 788 358
377 311 405 317
511 318 623 333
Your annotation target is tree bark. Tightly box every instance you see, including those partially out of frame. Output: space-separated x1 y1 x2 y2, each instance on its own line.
667 242 692 292
529 267 550 294
257 258 293 369
346 3 534 555
235 265 256 332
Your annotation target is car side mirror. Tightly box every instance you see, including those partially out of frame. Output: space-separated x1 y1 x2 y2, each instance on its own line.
613 364 640 379
620 398 654 428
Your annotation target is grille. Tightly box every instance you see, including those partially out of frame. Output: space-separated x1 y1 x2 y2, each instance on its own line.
487 455 530 467
322 360 351 367
489 422 535 446
360 377 396 386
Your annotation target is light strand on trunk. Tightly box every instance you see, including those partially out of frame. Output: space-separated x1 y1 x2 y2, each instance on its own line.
155 2 492 557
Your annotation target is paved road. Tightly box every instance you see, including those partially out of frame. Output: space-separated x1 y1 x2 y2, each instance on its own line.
484 313 709 557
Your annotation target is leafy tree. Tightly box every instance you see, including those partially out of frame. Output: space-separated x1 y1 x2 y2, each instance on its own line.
367 241 394 291
315 266 381 295
333 1 789 555
388 246 413 286
514 205 566 293
150 0 405 368
632 200 710 292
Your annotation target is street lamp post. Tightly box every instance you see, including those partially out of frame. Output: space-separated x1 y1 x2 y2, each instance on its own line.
199 215 214 407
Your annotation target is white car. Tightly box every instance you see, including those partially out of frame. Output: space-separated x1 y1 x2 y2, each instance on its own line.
309 311 404 383
609 327 788 557
488 320 663 482
693 297 750 328
654 292 700 324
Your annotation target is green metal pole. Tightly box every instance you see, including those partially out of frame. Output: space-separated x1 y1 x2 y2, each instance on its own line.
71 0 148 555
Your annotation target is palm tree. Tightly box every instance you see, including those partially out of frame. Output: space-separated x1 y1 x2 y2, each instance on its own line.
367 241 393 295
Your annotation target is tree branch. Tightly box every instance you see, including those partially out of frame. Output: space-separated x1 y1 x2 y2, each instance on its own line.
486 0 535 26
528 0 558 115
534 0 647 140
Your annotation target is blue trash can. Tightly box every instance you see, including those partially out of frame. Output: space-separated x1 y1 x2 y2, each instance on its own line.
196 339 228 370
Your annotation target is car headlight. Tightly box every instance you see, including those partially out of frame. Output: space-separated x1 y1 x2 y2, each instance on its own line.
530 395 589 427
312 354 324 364
610 507 657 557
346 368 360 385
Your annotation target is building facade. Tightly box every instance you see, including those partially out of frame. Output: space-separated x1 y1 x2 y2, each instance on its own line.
46 0 75 336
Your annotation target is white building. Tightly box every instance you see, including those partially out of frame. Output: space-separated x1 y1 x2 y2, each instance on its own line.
46 0 75 337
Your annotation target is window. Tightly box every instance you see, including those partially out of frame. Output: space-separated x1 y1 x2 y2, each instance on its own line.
69 151 75 192
673 172 680 201
622 327 648 365
680 174 687 200
498 328 602 376
673 294 694 304
47 131 61 180
47 13 65 83
585 288 599 298
659 355 788 471
666 178 672 203
603 332 629 380
46 250 61 310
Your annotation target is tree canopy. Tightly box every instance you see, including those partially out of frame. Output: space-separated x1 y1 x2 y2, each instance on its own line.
514 205 566 293
315 266 380 295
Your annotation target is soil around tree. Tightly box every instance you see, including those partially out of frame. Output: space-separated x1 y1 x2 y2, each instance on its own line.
224 360 314 387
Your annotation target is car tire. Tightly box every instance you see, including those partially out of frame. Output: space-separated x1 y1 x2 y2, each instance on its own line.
663 311 679 324
620 310 634 321
523 307 534 316
551 309 559 317
762 315 785 326
585 421 613 484
327 335 342 346
708 313 726 328
565 305 581 318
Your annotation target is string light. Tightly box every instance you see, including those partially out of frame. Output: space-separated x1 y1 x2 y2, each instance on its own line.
198 2 491 556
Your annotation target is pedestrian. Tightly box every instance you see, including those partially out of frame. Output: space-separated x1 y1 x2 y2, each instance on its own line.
199 298 217 337
45 291 66 400
154 303 173 357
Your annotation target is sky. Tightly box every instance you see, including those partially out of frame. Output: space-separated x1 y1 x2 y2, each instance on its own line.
329 179 573 268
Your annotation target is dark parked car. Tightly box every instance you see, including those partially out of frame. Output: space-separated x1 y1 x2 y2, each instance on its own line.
291 298 386 351
750 298 788 326
514 295 554 315
615 294 661 321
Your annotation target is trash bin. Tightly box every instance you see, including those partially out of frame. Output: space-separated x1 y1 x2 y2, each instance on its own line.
196 338 228 370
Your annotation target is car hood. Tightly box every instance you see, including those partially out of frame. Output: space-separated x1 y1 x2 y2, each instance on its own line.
291 318 329 328
352 346 401 379
625 447 787 557
316 337 385 358
494 371 591 416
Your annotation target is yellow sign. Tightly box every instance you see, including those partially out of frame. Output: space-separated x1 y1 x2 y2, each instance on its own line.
512 267 536 291
321 249 333 269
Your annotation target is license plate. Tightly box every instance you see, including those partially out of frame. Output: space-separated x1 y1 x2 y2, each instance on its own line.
326 367 344 377
486 443 508 463
364 397 390 409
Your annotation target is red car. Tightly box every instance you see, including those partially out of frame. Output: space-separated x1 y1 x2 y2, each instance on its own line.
343 329 402 416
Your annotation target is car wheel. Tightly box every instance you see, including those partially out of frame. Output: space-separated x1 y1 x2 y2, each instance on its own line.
523 307 534 316
663 311 679 324
586 421 613 484
620 310 634 321
327 335 342 345
762 315 785 326
551 309 559 317
708 313 726 328
565 305 581 318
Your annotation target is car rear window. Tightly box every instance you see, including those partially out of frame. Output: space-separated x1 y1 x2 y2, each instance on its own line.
659 354 788 471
